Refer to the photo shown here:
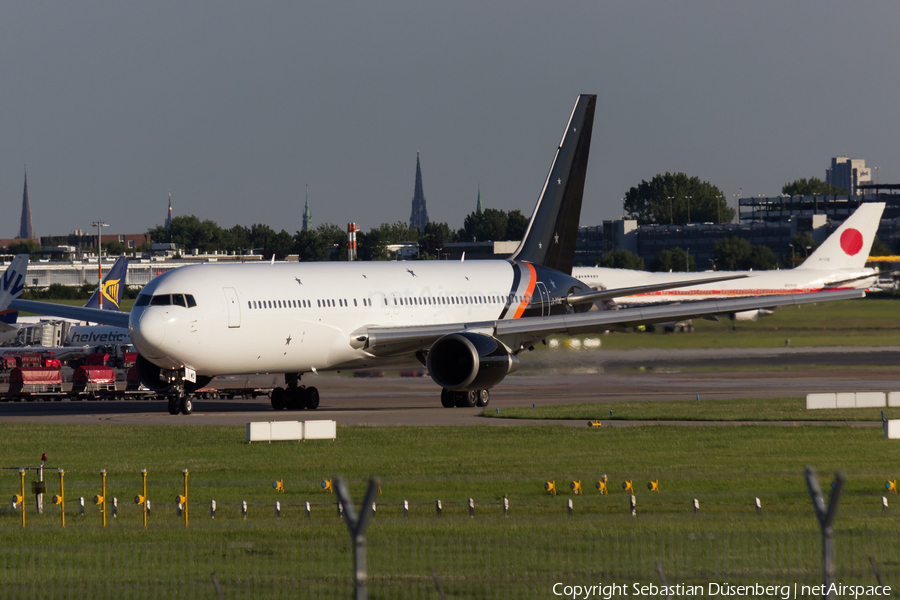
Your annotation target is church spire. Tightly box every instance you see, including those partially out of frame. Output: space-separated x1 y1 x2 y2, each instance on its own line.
165 191 173 230
19 167 34 240
302 185 312 231
476 185 483 214
409 151 429 231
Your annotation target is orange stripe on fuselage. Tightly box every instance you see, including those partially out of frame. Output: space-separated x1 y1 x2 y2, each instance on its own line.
512 263 537 319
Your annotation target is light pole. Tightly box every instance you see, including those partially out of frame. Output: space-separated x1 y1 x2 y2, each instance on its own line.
685 196 693 223
789 244 795 266
92 221 109 309
666 196 674 225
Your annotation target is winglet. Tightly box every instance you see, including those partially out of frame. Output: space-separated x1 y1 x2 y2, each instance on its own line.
509 94 596 276
0 255 29 311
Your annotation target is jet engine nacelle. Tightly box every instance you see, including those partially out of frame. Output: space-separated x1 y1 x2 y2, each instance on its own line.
135 354 212 392
729 308 775 322
426 332 519 391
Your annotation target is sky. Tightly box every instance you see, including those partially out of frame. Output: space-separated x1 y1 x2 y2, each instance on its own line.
2 1 899 239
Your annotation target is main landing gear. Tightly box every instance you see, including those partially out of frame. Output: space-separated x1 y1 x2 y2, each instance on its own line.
271 372 319 411
440 388 490 408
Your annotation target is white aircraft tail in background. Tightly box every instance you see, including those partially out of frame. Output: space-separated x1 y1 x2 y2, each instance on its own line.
572 202 886 318
797 202 883 271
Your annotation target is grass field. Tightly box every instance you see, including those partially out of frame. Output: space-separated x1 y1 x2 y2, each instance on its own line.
3 422 900 596
542 297 900 350
482 397 900 422
1 422 898 534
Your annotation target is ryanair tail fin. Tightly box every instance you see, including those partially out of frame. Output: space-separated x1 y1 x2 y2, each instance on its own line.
85 256 129 310
797 202 885 271
508 94 596 275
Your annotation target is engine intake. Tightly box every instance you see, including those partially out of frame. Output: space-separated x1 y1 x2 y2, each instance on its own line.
427 332 519 391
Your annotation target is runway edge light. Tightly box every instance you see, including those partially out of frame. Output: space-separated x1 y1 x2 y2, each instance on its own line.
321 479 333 494
622 480 633 494
648 480 659 493
544 481 556 496
886 480 897 494
596 475 608 494
273 480 284 494
570 480 582 495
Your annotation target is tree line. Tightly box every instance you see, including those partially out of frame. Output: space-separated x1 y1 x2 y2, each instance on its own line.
147 208 529 261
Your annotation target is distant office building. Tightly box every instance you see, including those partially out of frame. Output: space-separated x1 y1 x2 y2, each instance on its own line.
19 168 34 240
409 152 430 232
164 191 173 230
302 187 312 232
827 157 872 195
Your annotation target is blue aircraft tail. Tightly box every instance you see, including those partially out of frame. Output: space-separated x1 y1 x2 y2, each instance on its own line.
85 257 129 311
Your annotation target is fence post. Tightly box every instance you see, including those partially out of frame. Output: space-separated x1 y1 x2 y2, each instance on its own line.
567 498 573 516
275 501 281 517
630 494 636 517
210 500 216 518
436 500 442 517
503 497 509 517
805 466 845 600
693 499 699 515
755 497 762 516
403 500 409 518
305 501 311 518
241 500 248 519
468 498 474 518
335 476 380 600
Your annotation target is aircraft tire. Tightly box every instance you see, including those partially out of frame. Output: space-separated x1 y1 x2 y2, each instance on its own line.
305 387 320 410
440 389 455 408
476 389 490 408
271 387 286 411
180 396 193 415
167 398 179 415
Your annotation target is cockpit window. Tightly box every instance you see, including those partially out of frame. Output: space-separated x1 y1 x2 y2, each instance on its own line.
135 294 151 307
150 294 172 306
186 295 197 308
172 294 187 307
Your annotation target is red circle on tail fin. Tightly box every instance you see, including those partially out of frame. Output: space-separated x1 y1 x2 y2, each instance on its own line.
840 228 863 256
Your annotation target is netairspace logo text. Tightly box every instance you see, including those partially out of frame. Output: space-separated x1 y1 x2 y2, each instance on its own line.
551 582 892 599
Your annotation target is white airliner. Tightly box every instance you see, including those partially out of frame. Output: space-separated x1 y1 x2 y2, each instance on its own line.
9 95 865 415
573 202 885 321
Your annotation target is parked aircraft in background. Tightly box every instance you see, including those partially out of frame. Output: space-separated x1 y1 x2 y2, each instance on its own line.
9 95 865 416
0 255 28 344
573 202 885 321
0 256 132 347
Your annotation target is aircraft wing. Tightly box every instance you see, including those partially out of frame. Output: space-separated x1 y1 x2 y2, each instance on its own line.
8 299 130 329
357 288 864 358
565 273 748 306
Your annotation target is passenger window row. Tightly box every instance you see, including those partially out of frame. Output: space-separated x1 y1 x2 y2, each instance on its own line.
248 298 374 310
389 294 529 306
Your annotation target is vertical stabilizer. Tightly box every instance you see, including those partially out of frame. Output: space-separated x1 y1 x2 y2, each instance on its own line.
0 255 29 312
797 202 885 270
85 256 129 310
509 94 596 275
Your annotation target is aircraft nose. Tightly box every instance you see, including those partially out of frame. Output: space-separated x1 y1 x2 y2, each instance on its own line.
131 308 166 355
